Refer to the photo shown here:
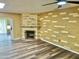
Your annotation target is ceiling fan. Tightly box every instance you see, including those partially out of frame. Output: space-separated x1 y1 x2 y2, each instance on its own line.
42 0 79 8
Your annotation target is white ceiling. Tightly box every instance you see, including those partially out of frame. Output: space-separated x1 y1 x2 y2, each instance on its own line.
0 0 79 13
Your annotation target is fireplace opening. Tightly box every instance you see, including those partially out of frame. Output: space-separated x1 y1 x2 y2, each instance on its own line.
25 30 35 39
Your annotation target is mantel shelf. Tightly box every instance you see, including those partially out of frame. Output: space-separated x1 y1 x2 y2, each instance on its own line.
21 26 39 28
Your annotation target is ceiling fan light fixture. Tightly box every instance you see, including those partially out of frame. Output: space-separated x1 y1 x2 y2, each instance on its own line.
57 1 66 5
0 2 5 9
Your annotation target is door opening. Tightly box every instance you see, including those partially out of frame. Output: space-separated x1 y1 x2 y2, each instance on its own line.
0 18 14 40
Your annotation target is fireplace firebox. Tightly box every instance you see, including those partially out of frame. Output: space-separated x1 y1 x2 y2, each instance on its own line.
25 30 35 39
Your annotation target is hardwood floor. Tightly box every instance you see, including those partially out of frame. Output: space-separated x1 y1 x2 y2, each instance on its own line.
0 39 79 59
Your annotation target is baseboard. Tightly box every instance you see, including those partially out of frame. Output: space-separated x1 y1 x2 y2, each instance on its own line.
41 39 79 55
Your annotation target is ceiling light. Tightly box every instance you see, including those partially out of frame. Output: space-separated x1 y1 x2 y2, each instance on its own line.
0 3 5 9
57 1 66 5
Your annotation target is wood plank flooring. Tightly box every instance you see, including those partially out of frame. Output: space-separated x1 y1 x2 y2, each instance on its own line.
0 39 79 59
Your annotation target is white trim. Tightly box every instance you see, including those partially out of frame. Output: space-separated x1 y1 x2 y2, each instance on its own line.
41 39 79 55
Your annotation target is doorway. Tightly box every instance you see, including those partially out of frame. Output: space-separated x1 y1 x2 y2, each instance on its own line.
0 18 14 41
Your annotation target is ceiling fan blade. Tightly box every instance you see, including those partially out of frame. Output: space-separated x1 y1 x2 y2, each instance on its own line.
42 2 58 6
67 1 79 4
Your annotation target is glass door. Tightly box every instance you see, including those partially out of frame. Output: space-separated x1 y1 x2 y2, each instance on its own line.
0 18 14 41
0 18 7 34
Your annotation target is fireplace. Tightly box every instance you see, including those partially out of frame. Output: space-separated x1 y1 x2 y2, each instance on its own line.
25 30 35 39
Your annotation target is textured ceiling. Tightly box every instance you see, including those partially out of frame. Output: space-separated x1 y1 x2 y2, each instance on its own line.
0 0 78 13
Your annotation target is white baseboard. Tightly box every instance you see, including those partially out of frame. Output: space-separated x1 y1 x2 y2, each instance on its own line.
41 39 79 55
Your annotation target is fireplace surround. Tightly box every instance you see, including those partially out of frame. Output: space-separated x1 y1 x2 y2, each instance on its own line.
22 27 37 39
21 14 37 40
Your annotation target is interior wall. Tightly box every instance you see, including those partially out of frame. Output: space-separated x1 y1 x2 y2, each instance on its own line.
38 6 79 53
0 13 22 39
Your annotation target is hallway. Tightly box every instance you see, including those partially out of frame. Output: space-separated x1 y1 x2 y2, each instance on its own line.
0 36 79 59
